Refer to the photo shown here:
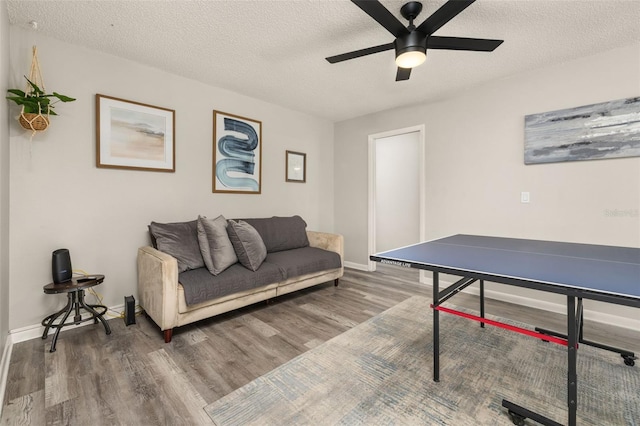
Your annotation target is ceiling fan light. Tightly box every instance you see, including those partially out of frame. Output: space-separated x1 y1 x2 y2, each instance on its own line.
394 31 428 69
395 50 426 68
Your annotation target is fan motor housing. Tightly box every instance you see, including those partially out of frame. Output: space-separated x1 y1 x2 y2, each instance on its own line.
394 31 428 58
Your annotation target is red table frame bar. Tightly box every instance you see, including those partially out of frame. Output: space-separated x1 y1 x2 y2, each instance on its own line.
431 304 570 347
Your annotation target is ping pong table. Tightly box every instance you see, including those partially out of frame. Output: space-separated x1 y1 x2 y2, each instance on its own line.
370 234 640 426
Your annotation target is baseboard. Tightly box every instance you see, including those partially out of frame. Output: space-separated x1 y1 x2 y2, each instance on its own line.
0 333 13 419
344 261 369 271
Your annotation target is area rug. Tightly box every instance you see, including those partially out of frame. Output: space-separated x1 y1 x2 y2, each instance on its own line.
204 296 639 425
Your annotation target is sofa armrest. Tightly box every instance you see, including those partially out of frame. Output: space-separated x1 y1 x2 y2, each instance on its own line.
307 231 344 262
137 246 179 331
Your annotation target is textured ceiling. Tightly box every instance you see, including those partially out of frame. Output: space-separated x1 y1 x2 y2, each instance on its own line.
6 0 640 122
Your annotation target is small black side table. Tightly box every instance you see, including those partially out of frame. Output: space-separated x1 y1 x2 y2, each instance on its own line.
41 275 111 352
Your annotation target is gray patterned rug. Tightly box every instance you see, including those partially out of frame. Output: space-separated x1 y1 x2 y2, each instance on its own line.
204 296 639 425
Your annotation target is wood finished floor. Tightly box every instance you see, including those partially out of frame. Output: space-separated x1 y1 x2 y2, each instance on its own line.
2 265 639 425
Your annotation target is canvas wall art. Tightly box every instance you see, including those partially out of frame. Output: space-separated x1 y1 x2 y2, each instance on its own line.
96 94 175 172
213 111 262 194
524 97 640 164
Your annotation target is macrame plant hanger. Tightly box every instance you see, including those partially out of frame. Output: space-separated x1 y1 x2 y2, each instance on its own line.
19 45 50 138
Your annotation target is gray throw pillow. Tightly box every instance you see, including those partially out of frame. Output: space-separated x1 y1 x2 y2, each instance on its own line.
227 220 267 271
241 216 309 253
197 215 238 275
149 220 204 273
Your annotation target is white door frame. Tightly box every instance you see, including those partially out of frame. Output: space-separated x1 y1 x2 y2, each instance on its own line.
368 124 426 272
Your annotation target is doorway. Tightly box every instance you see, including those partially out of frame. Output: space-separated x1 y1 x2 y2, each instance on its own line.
368 125 425 272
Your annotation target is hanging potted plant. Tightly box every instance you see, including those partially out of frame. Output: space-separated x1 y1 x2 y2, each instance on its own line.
5 46 76 134
6 76 76 132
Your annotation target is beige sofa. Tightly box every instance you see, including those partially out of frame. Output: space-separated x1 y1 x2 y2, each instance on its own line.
138 230 344 342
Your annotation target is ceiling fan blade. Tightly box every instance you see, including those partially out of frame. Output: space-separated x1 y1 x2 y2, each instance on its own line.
326 42 394 64
351 0 409 38
427 36 503 51
396 67 412 81
416 0 475 36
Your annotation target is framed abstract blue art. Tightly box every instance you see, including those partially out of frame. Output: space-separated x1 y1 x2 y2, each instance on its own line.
212 111 262 194
524 97 640 164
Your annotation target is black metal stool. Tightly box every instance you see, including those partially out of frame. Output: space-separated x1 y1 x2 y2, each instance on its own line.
42 275 111 352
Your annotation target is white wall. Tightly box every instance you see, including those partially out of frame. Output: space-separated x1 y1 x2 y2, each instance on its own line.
1 1 10 359
7 27 335 331
335 43 640 323
375 132 420 252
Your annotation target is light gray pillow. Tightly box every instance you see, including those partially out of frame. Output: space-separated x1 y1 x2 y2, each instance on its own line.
227 220 267 271
197 215 238 275
149 220 204 273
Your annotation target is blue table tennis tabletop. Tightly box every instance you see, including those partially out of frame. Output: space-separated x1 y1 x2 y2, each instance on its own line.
371 234 640 302
372 234 640 426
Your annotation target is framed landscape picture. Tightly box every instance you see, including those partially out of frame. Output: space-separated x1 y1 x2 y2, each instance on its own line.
213 111 262 194
96 94 175 172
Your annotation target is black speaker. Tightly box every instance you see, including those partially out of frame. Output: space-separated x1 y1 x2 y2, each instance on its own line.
124 296 136 326
52 248 72 284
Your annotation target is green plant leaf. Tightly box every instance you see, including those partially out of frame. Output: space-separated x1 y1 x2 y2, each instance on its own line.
6 76 75 117
24 76 45 96
6 96 29 105
51 92 76 102
6 89 26 97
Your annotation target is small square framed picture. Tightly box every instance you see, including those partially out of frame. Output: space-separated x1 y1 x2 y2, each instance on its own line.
286 150 306 183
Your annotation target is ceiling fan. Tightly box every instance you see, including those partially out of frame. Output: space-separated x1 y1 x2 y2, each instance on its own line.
326 0 504 81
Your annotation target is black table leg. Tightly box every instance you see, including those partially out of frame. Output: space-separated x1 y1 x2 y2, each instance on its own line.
567 296 578 426
536 296 636 366
479 279 485 328
500 296 578 426
433 271 439 382
49 292 77 352
78 290 111 335
41 293 73 339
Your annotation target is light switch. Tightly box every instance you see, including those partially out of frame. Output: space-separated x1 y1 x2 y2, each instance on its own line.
521 192 530 203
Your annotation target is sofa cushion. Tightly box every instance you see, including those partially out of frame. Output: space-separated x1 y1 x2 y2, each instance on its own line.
179 263 284 306
265 247 342 279
242 216 309 253
197 215 238 275
227 220 267 271
149 220 204 273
